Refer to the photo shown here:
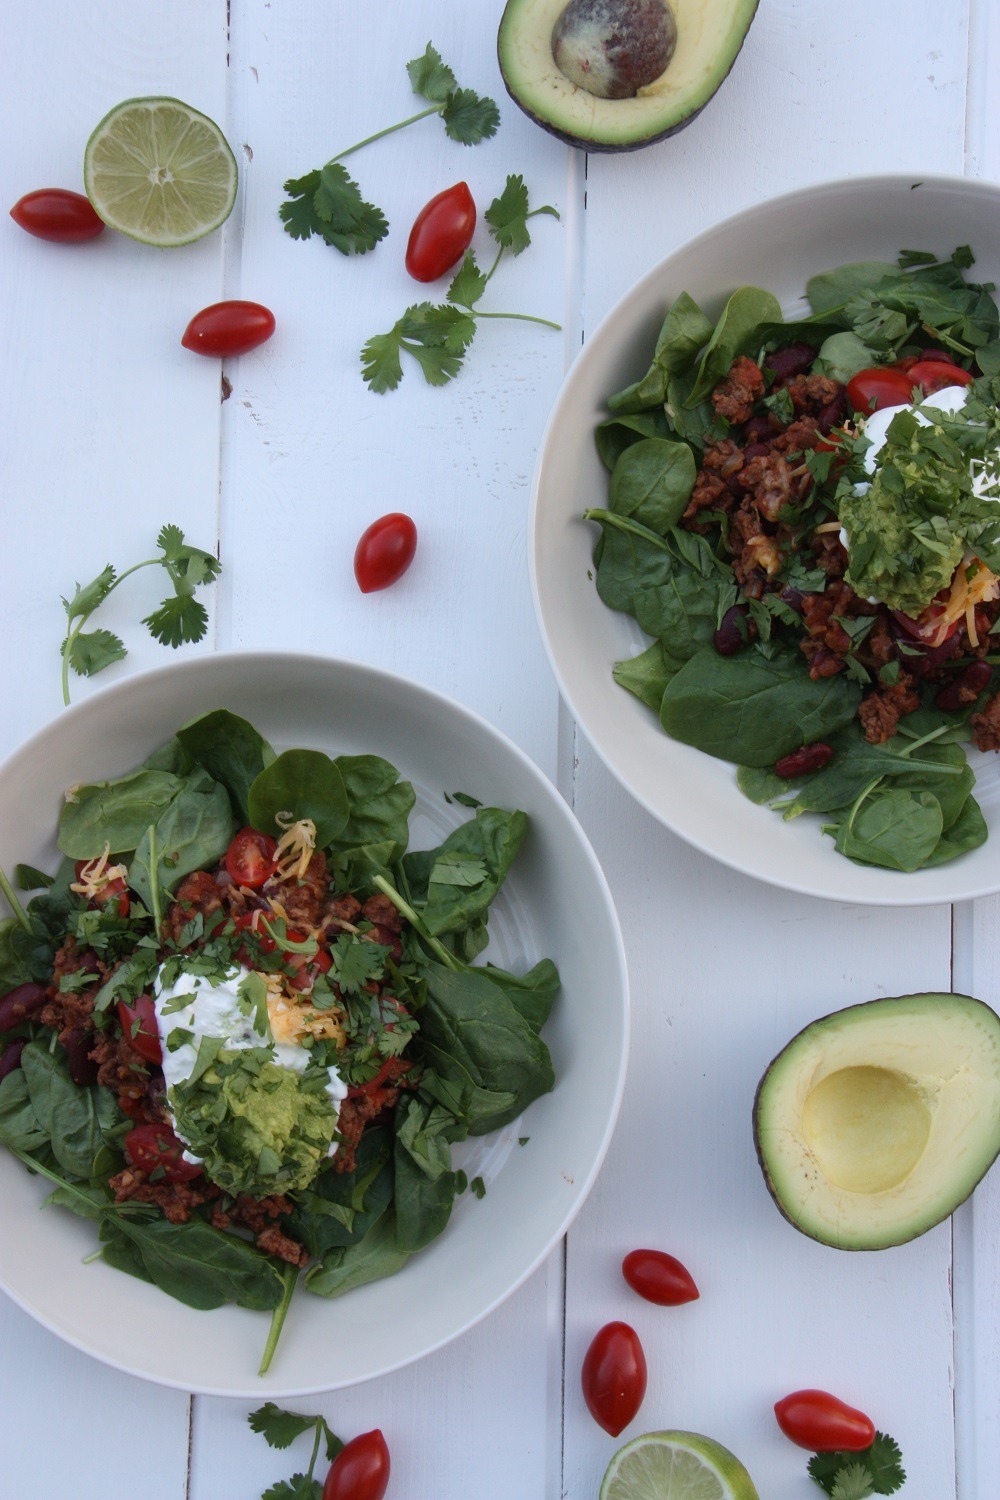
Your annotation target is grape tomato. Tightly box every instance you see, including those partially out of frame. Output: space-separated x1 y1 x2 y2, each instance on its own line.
405 181 476 283
354 513 417 593
181 300 276 357
10 188 105 243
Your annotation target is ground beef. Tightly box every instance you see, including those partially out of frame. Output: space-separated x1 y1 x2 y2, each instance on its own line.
739 453 801 522
858 677 921 743
108 1165 216 1224
971 692 1000 751
712 356 764 423
265 849 328 929
325 892 363 927
219 1193 309 1267
165 870 223 942
783 373 842 415
683 470 729 522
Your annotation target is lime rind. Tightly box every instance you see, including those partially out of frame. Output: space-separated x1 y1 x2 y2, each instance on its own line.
84 96 237 247
600 1431 761 1500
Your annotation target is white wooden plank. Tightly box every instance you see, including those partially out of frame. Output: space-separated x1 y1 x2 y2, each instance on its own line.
565 763 956 1498
0 3 228 1495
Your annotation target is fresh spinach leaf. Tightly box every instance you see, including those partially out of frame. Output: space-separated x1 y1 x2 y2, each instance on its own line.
248 750 350 847
832 787 944 871
20 1041 120 1179
402 808 527 938
607 292 714 414
177 708 275 823
129 771 235 911
816 330 879 382
659 648 861 767
919 792 987 865
595 409 672 471
289 1126 394 1258
0 1069 49 1153
327 756 415 878
304 1210 410 1298
806 260 899 316
609 437 696 532
105 1216 285 1311
686 286 783 406
613 641 678 710
393 1096 461 1252
58 769 184 859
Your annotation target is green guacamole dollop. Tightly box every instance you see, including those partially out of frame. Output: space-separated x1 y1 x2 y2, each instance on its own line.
171 1052 338 1197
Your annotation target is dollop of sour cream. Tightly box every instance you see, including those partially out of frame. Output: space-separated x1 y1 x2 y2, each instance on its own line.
153 965 348 1162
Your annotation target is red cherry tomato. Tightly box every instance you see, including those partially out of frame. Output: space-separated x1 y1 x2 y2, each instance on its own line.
581 1321 647 1436
116 994 162 1065
774 1389 876 1452
322 1429 391 1500
124 1123 202 1183
233 911 278 958
622 1249 699 1305
224 828 278 888
10 188 105 243
181 300 275 357
846 367 913 414
405 182 476 283
908 359 975 396
354 513 417 594
286 931 333 991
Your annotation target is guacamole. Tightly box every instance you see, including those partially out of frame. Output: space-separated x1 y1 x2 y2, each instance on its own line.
171 1051 340 1197
839 407 983 616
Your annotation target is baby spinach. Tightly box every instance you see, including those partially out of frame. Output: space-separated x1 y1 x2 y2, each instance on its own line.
831 786 944 872
613 642 678 711
920 793 988 865
806 260 899 315
326 755 415 883
595 409 672 471
21 1041 119 1180
103 1215 285 1311
58 768 184 859
659 648 861 767
289 1125 394 1259
816 330 878 382
609 438 696 532
0 1069 49 1154
177 708 275 824
607 291 714 414
129 770 235 912
305 1210 410 1298
393 1095 462 1252
402 807 527 938
686 286 782 406
248 749 350 846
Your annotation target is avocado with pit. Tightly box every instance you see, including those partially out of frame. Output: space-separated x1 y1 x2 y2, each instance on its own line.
753 992 1000 1250
498 0 759 152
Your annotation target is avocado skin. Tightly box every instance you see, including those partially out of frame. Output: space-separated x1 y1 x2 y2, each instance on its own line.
497 0 760 153
752 991 1000 1251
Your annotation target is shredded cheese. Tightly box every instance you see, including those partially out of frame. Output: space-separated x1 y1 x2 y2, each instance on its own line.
264 970 346 1050
272 814 317 883
69 843 128 900
920 558 1000 648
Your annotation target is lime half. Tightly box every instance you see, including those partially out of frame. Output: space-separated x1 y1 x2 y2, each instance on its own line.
600 1431 761 1500
84 96 237 246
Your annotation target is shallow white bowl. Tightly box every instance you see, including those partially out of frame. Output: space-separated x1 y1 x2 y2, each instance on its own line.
0 652 628 1396
531 173 1000 905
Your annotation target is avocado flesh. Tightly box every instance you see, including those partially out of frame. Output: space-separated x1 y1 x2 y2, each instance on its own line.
753 993 1000 1250
498 0 760 151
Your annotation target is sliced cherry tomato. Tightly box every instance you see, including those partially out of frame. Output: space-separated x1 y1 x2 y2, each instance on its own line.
233 911 278 957
405 181 476 283
774 1389 876 1452
322 1429 391 1500
116 994 162 1065
181 300 275 357
286 931 332 991
846 367 913 414
10 188 105 243
124 1122 202 1183
908 359 975 396
581 1321 647 1436
73 859 131 917
622 1248 699 1305
224 828 278 888
354 513 417 594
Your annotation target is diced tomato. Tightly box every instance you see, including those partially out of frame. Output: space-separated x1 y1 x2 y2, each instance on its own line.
124 1123 202 1182
116 994 162 1065
908 359 975 396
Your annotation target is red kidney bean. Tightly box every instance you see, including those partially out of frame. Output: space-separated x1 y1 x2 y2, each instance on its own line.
0 982 48 1032
743 414 780 444
0 1039 26 1082
779 585 805 614
901 633 963 677
767 342 818 382
714 604 750 656
774 743 834 779
743 441 770 461
64 1027 98 1087
935 660 993 711
816 390 848 434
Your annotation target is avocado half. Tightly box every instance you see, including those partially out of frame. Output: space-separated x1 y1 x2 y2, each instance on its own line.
753 993 1000 1250
497 0 760 152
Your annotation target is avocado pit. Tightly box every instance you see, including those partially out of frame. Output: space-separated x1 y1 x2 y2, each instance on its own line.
800 1064 931 1195
551 0 677 99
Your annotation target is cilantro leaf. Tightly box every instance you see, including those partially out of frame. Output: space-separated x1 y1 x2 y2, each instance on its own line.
62 565 117 623
156 525 221 593
830 1465 875 1500
447 252 488 310
361 303 476 392
486 174 559 256
63 628 127 679
279 164 388 255
248 1404 319 1450
807 1434 906 1497
261 1477 322 1500
441 87 500 145
406 41 457 102
330 937 390 996
142 594 209 649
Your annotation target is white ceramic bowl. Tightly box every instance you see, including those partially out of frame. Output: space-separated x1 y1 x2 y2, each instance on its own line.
0 652 628 1396
531 173 1000 905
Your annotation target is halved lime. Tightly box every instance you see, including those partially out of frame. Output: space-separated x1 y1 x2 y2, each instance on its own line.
84 96 237 246
600 1431 761 1500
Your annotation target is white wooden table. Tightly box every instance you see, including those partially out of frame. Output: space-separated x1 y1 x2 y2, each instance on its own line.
2 2 999 1495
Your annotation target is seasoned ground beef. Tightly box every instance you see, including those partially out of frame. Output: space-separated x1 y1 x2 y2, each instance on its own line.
971 692 1000 751
711 355 764 422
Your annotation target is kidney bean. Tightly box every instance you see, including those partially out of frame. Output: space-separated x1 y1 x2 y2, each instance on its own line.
775 743 834 779
0 1039 26 1082
767 342 818 382
935 660 993 711
816 390 848 434
743 414 780 444
0 982 47 1033
743 441 770 461
901 633 963 677
64 1027 98 1087
714 604 751 656
779 585 804 614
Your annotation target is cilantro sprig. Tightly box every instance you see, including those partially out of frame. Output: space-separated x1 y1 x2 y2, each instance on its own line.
248 1403 343 1500
59 523 220 706
807 1432 906 1498
361 174 560 392
280 42 499 255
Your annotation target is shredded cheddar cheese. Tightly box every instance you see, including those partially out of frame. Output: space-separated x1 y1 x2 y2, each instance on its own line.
69 843 128 900
920 558 1000 648
264 970 346 1050
272 814 317 882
